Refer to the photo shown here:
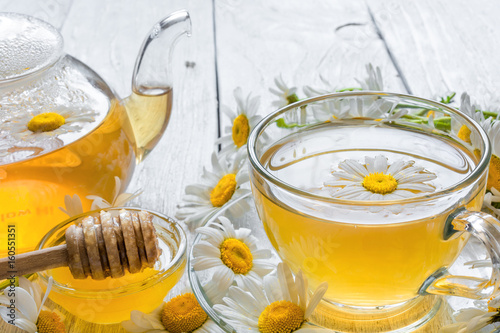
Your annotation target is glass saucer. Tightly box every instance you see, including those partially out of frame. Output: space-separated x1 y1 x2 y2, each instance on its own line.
187 193 492 332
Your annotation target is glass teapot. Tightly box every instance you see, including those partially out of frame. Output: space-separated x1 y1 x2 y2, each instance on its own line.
0 11 191 254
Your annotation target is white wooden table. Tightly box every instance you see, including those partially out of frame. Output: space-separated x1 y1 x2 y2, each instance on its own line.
1 0 499 332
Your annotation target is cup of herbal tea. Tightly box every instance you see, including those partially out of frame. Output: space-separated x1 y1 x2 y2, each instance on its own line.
248 92 500 329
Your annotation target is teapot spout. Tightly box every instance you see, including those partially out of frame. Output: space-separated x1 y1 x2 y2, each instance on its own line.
125 11 191 161
132 10 191 93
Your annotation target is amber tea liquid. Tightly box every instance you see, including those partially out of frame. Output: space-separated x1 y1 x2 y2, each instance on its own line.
0 88 173 255
252 123 484 307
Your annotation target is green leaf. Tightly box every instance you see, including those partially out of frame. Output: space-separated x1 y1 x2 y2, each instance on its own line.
439 92 456 104
482 110 499 120
336 87 363 92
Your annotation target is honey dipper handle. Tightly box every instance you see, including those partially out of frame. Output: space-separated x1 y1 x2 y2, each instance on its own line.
0 244 69 280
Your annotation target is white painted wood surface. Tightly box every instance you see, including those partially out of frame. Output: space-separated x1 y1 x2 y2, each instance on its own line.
1 0 500 332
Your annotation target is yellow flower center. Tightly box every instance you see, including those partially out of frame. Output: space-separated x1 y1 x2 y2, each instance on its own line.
488 154 500 191
27 112 66 132
457 125 472 143
258 300 304 333
232 114 250 148
220 238 253 274
362 172 398 194
210 174 237 207
36 310 66 333
161 293 207 333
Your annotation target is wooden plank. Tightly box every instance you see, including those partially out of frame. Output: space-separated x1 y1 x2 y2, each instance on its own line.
0 0 73 30
0 0 217 332
214 0 407 127
367 0 500 104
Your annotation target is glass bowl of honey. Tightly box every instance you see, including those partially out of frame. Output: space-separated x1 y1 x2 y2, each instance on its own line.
36 207 187 324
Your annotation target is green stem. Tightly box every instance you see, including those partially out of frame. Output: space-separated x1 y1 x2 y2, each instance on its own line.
336 87 363 92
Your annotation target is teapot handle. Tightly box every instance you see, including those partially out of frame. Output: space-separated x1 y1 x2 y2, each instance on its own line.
132 10 191 94
421 209 500 299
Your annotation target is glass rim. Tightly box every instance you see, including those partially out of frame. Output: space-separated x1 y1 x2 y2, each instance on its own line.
36 207 187 296
247 91 491 206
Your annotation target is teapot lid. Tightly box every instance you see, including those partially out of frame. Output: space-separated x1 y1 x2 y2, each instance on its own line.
0 13 63 81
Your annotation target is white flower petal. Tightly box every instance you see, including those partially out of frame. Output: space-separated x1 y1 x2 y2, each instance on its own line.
193 242 220 259
13 287 38 323
192 256 225 271
372 155 388 173
305 282 328 319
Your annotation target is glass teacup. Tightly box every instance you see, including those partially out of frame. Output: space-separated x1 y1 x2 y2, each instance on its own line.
248 92 500 329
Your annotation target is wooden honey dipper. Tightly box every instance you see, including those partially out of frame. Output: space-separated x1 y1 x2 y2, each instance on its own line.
0 209 161 280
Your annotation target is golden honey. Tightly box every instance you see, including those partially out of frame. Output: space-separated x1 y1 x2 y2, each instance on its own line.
49 258 185 324
38 208 186 324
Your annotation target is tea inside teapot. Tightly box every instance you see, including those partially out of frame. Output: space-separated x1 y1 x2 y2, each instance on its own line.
0 12 191 255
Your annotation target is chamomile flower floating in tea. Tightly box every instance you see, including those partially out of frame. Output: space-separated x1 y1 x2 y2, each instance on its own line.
176 151 251 226
269 74 299 108
325 155 436 200
214 262 329 333
2 107 97 142
0 277 66 333
121 286 224 333
192 216 274 287
216 87 262 156
439 295 500 333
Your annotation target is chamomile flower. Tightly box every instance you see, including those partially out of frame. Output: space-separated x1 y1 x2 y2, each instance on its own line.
216 87 262 157
121 286 224 333
87 176 142 210
452 93 485 144
59 194 84 217
356 63 383 91
484 187 500 218
176 151 251 227
269 75 299 108
346 96 402 120
439 296 500 333
325 155 437 200
59 176 142 217
0 277 66 333
303 86 350 121
192 216 275 288
2 107 97 142
213 262 329 333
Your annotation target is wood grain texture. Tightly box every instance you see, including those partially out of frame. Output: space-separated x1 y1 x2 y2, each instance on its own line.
368 0 500 105
0 245 68 280
214 0 407 123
